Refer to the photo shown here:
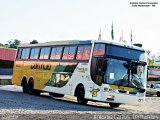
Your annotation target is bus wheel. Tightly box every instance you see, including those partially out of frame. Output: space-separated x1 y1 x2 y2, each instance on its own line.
109 103 120 108
22 80 28 93
157 91 160 97
28 79 34 95
77 86 88 105
49 92 64 97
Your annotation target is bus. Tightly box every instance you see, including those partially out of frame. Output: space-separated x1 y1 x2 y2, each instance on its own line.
12 40 147 108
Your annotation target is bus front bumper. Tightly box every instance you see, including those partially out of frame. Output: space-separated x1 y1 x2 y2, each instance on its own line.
101 92 145 105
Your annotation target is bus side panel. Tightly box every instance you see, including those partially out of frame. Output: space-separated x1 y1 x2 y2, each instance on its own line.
35 61 58 90
22 61 58 90
70 63 94 99
12 61 24 86
43 62 78 94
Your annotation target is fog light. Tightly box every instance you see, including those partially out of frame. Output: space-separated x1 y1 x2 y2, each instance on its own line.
106 95 115 101
138 99 144 102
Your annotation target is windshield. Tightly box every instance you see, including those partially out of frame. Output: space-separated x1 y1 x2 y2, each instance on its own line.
106 58 146 88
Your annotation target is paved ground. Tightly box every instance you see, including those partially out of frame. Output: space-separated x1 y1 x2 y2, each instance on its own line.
0 85 160 120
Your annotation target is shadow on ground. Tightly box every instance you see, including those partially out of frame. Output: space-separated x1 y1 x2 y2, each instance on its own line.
0 90 124 112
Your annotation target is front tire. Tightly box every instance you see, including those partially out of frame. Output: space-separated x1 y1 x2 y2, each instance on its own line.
157 91 160 97
77 86 88 105
109 103 120 108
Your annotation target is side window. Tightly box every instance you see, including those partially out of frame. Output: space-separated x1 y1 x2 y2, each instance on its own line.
39 47 51 59
55 47 63 59
82 45 91 60
68 46 76 60
17 48 22 59
76 46 84 60
50 47 63 60
93 44 105 56
62 47 69 60
40 48 45 59
30 48 40 59
50 47 57 59
21 48 30 59
21 49 25 59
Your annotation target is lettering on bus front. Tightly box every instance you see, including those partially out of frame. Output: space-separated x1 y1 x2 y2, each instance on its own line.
76 67 88 73
30 63 51 70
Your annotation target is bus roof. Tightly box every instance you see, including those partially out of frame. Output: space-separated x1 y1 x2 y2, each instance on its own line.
94 40 145 51
18 39 145 51
19 40 92 47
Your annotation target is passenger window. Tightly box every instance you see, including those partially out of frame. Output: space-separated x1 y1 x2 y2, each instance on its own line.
40 47 50 59
44 47 50 59
21 48 30 59
68 46 76 60
93 44 105 56
55 47 63 59
50 47 57 59
40 48 45 59
82 46 91 60
62 47 69 60
30 48 40 59
17 48 22 59
76 46 84 60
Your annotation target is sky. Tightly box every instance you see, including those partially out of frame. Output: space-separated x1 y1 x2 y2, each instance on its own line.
0 0 160 52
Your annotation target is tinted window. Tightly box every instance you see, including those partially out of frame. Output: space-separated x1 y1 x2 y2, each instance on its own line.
93 44 105 56
55 47 63 59
76 46 84 60
68 46 76 60
62 47 69 60
82 45 91 60
50 47 56 59
21 48 30 59
107 45 144 60
17 48 22 59
40 47 50 59
44 47 50 59
50 47 63 60
30 48 40 59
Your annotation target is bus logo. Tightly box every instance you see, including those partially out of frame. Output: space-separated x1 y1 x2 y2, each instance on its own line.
30 63 51 70
90 88 100 97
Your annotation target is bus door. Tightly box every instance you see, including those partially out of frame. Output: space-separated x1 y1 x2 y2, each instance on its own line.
91 43 106 100
92 57 107 100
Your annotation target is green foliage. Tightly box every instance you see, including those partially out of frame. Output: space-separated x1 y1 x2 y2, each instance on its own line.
30 40 38 44
8 39 21 49
148 58 154 66
0 43 9 48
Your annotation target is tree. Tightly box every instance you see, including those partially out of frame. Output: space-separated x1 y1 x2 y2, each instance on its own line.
148 58 154 66
30 40 38 44
8 39 21 49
